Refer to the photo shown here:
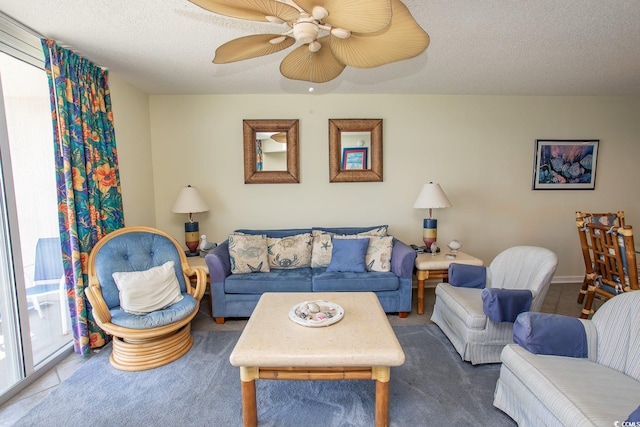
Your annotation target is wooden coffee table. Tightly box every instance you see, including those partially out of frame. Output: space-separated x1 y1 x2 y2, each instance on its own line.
229 292 405 427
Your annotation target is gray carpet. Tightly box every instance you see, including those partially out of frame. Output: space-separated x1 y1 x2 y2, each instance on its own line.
17 325 516 426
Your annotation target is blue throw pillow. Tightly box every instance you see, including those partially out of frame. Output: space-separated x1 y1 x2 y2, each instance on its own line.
326 238 369 273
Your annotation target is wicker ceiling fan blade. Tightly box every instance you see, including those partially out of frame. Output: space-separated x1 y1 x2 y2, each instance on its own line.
280 37 346 83
189 0 300 22
330 0 429 68
294 0 391 33
271 132 287 143
213 34 295 63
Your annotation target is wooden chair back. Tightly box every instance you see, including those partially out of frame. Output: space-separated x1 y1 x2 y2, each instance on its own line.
575 211 625 304
580 221 638 318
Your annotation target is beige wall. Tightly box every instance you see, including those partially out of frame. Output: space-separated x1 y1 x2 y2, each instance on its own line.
136 93 640 280
109 74 155 227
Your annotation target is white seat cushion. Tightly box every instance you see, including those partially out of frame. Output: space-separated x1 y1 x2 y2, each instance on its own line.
501 343 640 426
434 283 487 330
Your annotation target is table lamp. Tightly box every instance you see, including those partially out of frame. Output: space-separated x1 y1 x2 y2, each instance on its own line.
413 182 452 252
171 185 209 257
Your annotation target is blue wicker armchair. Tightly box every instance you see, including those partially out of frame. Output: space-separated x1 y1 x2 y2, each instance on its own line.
86 226 206 371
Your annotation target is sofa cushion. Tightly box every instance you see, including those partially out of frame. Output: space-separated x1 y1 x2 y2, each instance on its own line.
228 234 270 274
224 268 312 293
267 233 312 270
326 238 369 273
112 261 184 315
312 269 400 292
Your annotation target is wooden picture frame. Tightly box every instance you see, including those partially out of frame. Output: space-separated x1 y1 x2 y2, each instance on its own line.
532 139 599 190
243 119 299 184
329 119 383 182
341 147 368 170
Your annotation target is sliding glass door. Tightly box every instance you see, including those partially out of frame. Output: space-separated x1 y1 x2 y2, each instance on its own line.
0 50 72 399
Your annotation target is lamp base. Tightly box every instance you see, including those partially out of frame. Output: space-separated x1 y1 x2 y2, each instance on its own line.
423 218 438 252
185 221 200 255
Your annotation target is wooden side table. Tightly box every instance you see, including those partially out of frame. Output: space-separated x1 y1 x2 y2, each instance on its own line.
415 251 483 315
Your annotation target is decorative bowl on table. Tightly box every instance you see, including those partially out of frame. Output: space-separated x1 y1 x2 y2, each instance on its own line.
288 300 344 327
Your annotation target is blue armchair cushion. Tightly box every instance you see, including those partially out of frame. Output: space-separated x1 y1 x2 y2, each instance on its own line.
513 312 588 358
326 238 369 273
110 293 197 329
481 288 532 323
448 264 486 288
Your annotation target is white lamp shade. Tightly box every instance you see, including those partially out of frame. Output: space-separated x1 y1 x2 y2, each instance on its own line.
171 185 209 214
413 183 452 209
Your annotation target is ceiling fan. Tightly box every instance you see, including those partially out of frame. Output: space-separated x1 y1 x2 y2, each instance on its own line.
189 0 430 83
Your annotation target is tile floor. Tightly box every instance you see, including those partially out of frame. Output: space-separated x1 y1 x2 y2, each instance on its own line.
0 282 584 426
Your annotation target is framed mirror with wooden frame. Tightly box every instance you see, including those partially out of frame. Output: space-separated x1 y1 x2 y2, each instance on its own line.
329 119 383 182
243 119 299 184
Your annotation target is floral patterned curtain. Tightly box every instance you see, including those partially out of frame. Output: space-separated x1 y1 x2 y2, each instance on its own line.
41 39 124 356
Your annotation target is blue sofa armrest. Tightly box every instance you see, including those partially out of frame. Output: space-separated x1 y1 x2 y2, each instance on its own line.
513 312 588 358
481 288 532 323
448 264 486 288
391 239 416 279
205 240 231 283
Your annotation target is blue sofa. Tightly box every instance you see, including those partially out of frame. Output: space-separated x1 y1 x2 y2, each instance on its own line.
205 226 416 324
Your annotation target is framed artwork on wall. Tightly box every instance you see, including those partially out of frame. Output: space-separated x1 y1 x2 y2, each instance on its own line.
532 139 599 190
342 147 368 170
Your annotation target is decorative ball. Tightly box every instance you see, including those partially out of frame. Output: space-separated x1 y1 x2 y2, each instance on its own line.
448 240 461 252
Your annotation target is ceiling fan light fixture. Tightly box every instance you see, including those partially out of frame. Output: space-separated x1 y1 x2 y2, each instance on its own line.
312 6 328 21
330 27 351 39
308 41 321 52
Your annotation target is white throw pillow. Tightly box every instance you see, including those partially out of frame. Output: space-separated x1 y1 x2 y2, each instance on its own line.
112 261 184 315
228 233 270 274
267 233 312 269
311 230 333 268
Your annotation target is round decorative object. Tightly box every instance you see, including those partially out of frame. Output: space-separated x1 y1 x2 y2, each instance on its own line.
289 300 344 327
448 240 461 253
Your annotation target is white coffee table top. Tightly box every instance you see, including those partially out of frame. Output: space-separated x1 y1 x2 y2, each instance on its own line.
229 292 405 368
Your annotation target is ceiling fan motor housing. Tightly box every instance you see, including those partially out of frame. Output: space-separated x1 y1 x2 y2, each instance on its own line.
293 14 319 44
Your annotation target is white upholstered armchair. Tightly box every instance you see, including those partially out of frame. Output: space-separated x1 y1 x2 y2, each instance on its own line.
431 246 558 364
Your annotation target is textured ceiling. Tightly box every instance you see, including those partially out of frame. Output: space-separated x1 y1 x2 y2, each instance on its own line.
1 0 639 95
